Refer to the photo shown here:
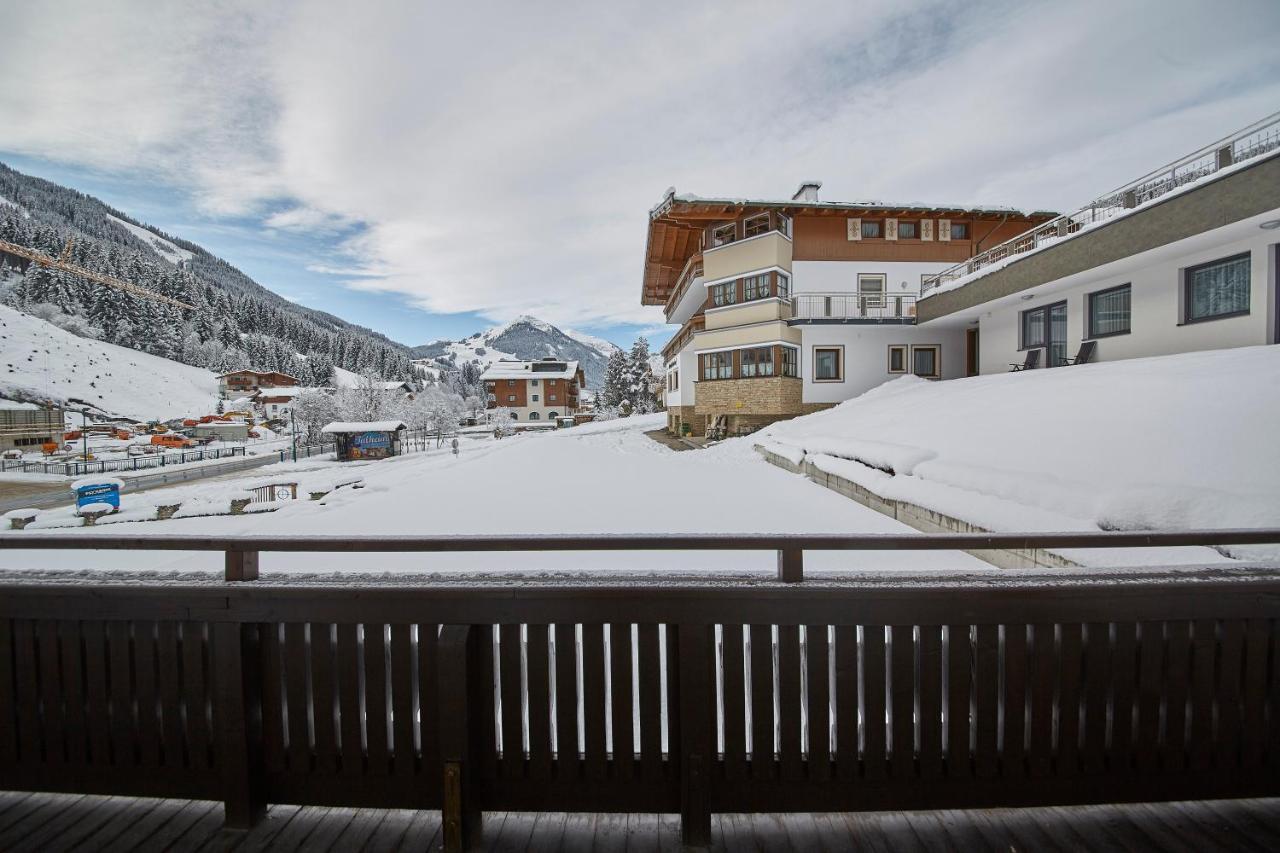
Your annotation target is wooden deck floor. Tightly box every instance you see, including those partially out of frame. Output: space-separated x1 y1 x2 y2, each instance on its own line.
1 791 1278 851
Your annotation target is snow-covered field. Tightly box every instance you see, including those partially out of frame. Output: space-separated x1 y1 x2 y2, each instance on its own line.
758 346 1280 565
0 303 218 419
1 414 988 574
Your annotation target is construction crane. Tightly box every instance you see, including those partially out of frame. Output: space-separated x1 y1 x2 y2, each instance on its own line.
0 236 195 310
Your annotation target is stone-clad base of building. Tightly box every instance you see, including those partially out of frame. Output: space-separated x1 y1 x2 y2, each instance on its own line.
693 376 803 437
666 396 836 438
665 405 702 437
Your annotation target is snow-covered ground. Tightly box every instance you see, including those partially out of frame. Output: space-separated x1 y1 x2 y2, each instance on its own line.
758 346 1280 565
105 214 194 265
0 303 218 419
1 414 988 574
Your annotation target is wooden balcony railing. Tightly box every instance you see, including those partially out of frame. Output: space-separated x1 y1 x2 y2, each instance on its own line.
661 314 705 361
663 253 704 317
1 529 1279 850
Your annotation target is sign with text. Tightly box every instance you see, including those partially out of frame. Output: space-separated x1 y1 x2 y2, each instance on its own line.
74 481 121 513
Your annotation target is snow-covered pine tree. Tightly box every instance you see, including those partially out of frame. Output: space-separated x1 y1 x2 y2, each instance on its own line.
625 337 657 414
600 349 629 409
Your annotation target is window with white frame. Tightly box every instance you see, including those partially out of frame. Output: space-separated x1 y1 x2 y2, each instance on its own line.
743 273 771 301
1185 252 1250 323
711 222 736 248
858 274 886 309
742 213 770 239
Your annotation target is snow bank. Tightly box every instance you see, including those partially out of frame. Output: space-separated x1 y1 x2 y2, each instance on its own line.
759 346 1280 563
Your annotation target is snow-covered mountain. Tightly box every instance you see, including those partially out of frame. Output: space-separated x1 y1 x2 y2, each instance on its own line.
411 315 621 389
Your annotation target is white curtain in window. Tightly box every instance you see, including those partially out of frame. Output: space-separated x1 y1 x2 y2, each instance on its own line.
1189 255 1249 320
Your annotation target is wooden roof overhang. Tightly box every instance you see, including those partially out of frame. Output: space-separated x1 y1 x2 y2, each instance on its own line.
641 196 1057 306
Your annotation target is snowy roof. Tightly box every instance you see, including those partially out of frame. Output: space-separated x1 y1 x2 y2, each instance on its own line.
651 188 1051 220
321 421 407 434
480 359 581 381
256 386 328 400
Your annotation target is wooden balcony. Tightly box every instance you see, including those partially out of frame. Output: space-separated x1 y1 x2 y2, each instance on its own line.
660 313 705 361
662 253 703 318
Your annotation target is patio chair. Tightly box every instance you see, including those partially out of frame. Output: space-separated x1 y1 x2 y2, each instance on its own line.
1010 349 1041 371
1063 340 1097 365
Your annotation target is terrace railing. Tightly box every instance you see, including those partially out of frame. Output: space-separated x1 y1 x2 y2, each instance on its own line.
791 292 917 322
1 529 1279 851
921 111 1280 296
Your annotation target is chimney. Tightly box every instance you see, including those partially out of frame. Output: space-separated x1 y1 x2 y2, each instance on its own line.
792 180 822 202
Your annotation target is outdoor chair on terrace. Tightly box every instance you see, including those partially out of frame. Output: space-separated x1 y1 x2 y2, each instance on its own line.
1063 340 1097 365
1010 349 1041 371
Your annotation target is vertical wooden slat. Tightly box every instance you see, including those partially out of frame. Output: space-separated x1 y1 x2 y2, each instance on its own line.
156 622 183 768
260 623 286 774
609 623 635 780
1057 623 1083 776
310 623 339 775
477 624 498 783
134 620 161 768
862 624 887 781
1240 618 1269 769
677 623 713 849
777 624 802 782
720 624 747 780
417 623 441 782
283 623 310 774
834 625 858 782
806 625 831 781
1161 620 1191 772
973 624 999 779
637 623 662 783
363 623 390 776
1188 618 1216 772
890 625 914 781
13 621 40 764
1110 621 1137 772
107 620 135 767
1214 619 1244 771
337 623 363 775
1269 618 1280 767
214 622 265 829
0 619 15 765
526 624 552 781
665 622 682 780
37 619 66 766
1028 623 1055 778
499 624 524 779
749 624 774 780
1081 622 1110 775
61 620 89 765
85 620 111 766
917 624 942 781
1002 624 1027 779
583 617 606 778
945 624 970 779
390 623 416 779
181 621 210 772
1135 621 1164 773
554 622 579 779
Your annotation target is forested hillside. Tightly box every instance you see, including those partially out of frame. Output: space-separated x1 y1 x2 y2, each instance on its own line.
0 163 417 385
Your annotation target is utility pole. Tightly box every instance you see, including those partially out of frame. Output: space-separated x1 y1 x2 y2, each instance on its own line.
290 407 297 463
80 409 88 462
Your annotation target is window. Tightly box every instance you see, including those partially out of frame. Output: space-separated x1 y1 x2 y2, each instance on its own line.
781 347 798 377
511 412 520 420
1087 283 1131 338
776 213 791 238
743 273 771 301
858 274 886 309
897 220 918 239
711 222 736 248
814 347 842 381
710 280 737 307
887 345 907 374
776 272 791 299
950 222 969 240
529 412 540 420
740 346 774 378
531 379 539 386
549 394 557 402
1185 252 1250 323
861 220 882 239
911 345 940 379
507 394 516 402
532 394 539 402
743 213 770 238
506 379 515 387
702 351 732 380
548 412 558 419
1021 307 1047 349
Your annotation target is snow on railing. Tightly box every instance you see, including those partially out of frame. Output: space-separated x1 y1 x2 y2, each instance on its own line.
921 111 1280 298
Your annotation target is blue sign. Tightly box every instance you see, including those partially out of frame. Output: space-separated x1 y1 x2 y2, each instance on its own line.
75 482 121 511
352 431 391 450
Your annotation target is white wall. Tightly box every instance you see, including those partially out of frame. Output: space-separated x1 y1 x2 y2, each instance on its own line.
793 260 952 296
977 233 1278 375
799 324 966 405
664 347 698 407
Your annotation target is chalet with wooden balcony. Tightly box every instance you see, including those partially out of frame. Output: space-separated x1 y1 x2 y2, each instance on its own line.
643 182 1053 436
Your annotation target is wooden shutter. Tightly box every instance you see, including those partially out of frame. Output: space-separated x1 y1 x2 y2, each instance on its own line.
921 219 934 241
846 218 861 241
938 219 951 242
885 218 898 241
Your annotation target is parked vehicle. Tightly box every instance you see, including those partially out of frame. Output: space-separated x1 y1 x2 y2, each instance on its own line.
151 434 195 449
1 449 22 460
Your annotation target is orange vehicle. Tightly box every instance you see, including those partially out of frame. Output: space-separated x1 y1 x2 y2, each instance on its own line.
182 419 198 428
151 434 195 449
65 430 82 441
41 442 58 455
115 429 132 440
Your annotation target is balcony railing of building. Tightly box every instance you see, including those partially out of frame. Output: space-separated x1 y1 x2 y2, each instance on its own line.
921 111 1280 297
791 292 918 322
1 529 1279 850
661 314 705 361
663 253 704 316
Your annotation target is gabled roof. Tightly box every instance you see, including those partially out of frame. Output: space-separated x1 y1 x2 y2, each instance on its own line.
321 421 407 434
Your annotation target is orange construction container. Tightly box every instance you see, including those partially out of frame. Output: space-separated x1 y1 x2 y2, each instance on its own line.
151 434 195 449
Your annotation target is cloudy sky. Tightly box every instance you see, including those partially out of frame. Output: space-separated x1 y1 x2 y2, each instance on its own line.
2 0 1277 348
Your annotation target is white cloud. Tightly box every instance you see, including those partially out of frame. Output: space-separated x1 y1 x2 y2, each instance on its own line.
2 0 1278 329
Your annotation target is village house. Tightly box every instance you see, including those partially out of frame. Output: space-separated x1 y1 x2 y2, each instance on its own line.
217 369 299 399
481 358 585 422
643 184 1054 436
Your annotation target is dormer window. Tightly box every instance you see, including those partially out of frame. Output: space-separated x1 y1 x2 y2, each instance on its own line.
710 222 736 248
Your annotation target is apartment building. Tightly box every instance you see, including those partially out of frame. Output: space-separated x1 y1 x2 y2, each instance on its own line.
643 183 1053 436
0 403 65 451
482 359 585 422
916 112 1280 373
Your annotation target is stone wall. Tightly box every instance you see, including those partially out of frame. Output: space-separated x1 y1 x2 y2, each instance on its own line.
695 376 803 436
665 405 702 436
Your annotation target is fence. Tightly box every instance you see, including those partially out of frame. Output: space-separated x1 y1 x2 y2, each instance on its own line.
0 445 246 476
0 530 1278 851
791 293 918 321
